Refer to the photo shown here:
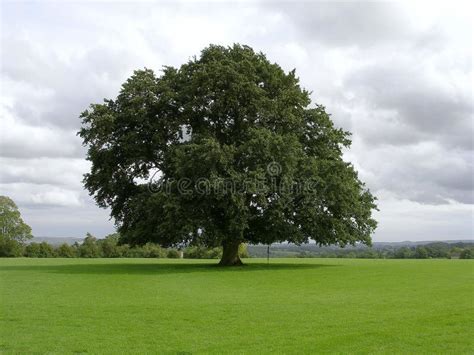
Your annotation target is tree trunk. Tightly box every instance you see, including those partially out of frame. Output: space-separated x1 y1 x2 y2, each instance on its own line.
218 240 243 266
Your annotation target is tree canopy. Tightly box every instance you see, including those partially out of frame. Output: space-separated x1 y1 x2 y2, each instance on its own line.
79 44 377 265
0 196 32 243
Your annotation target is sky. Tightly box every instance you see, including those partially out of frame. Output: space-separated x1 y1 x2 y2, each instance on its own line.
0 0 472 241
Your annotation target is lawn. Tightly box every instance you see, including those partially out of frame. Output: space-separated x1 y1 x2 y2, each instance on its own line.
0 258 473 354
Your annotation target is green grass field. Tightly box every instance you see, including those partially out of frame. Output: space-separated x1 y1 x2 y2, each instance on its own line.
1 258 473 354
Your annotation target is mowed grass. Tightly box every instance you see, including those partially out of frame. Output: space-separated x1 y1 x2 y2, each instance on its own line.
0 258 473 354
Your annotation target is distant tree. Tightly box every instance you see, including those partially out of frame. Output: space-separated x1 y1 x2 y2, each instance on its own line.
24 243 41 257
394 247 413 259
448 246 462 259
460 248 472 259
98 233 123 258
38 242 55 257
0 237 24 257
56 243 77 258
79 44 377 265
141 242 166 258
24 242 55 258
415 246 429 259
424 243 449 258
0 196 32 243
358 249 380 259
346 251 357 258
78 233 101 258
122 246 144 258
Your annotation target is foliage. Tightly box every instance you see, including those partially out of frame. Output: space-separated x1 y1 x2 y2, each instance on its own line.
0 237 24 257
24 242 56 258
166 249 181 259
77 233 101 258
247 242 474 259
141 243 167 258
2 236 472 260
78 44 377 265
24 243 41 257
56 243 77 258
97 233 124 257
238 243 249 258
414 246 429 259
0 196 32 243
183 245 222 259
460 248 472 259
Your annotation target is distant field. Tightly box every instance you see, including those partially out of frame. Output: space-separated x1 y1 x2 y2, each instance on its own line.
1 258 473 353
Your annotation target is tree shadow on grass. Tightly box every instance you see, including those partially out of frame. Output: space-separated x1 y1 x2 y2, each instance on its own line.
0 260 339 276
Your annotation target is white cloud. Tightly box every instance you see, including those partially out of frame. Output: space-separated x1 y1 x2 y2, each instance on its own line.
0 108 83 158
374 192 473 241
0 182 81 207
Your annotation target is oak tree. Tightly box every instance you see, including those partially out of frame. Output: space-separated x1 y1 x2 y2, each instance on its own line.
79 44 377 266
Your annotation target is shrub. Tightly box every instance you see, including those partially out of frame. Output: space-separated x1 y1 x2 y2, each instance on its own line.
25 242 55 257
208 247 222 259
24 243 41 257
39 242 56 257
415 247 429 259
142 243 167 258
183 246 206 259
238 243 249 258
122 245 146 258
167 249 181 258
394 247 413 259
56 243 77 258
183 246 222 259
78 234 101 258
98 234 123 257
460 249 472 259
0 237 24 257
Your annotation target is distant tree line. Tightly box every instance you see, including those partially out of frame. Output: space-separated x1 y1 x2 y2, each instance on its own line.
0 233 250 259
1 234 471 259
248 242 473 259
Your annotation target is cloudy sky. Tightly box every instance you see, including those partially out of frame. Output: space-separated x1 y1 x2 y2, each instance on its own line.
1 0 472 241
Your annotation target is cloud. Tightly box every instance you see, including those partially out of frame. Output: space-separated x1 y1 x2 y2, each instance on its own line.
374 192 473 241
344 59 473 149
20 203 114 238
1 37 142 129
0 157 89 186
1 182 82 208
346 141 474 205
269 1 414 47
0 1 472 240
0 109 84 159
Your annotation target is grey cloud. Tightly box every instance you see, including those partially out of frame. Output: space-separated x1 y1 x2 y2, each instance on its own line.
269 1 414 47
2 37 146 129
351 141 474 205
0 182 82 208
0 118 85 159
345 63 472 146
0 157 88 187
20 202 114 238
373 196 473 241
